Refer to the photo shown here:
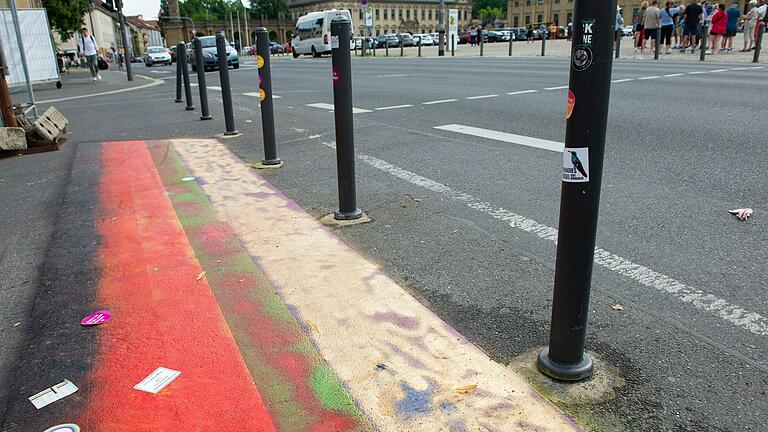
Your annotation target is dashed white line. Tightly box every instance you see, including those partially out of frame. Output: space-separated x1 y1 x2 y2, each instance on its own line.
465 94 499 100
748 66 764 69
687 71 707 75
319 141 768 338
709 69 728 73
543 85 569 90
306 102 372 113
637 76 660 80
612 78 634 83
208 86 222 91
663 73 685 77
374 104 414 110
730 67 751 70
507 90 539 95
422 99 458 105
434 124 563 152
308 134 321 139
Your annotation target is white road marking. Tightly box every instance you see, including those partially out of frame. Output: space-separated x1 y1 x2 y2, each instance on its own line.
709 69 728 73
687 71 707 74
422 99 458 105
243 92 281 98
374 104 414 110
319 141 768 338
637 76 660 80
308 134 322 139
465 94 499 100
190 83 199 87
611 78 634 83
543 85 569 90
730 67 751 70
748 66 764 69
434 124 563 152
36 75 163 104
663 73 685 77
507 90 539 95
306 102 372 113
150 70 171 74
376 73 410 78
208 86 222 91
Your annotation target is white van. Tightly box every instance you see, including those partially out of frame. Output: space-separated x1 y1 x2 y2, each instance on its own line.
292 9 353 58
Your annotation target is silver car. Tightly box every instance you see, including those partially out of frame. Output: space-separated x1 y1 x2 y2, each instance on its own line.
143 46 172 66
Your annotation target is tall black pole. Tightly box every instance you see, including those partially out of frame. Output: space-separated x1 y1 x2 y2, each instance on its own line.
331 16 362 221
754 22 765 63
509 32 513 56
193 37 211 120
537 0 617 382
438 0 445 56
541 26 547 56
615 28 620 58
175 43 183 103
180 44 195 110
700 22 708 61
116 0 133 81
654 27 661 60
479 28 484 56
256 27 281 165
216 32 238 135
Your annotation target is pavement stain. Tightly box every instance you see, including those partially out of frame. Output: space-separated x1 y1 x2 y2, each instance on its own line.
148 141 373 432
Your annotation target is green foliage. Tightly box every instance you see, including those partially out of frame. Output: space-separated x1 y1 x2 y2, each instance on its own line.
43 0 90 42
479 6 505 22
472 0 507 18
249 0 289 19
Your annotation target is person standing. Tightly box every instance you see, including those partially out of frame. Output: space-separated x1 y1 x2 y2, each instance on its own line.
77 28 101 81
469 26 477 46
616 5 625 50
660 1 680 53
643 0 662 52
742 0 759 51
723 2 740 51
635 1 649 52
707 3 726 54
680 0 703 51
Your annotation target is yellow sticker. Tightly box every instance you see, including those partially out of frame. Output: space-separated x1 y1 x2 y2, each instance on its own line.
256 55 264 69
259 88 266 101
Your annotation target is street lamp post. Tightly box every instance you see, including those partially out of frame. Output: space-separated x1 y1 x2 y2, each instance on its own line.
116 0 133 81
438 0 445 56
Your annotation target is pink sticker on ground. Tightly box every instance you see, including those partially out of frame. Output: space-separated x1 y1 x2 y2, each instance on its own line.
81 310 111 326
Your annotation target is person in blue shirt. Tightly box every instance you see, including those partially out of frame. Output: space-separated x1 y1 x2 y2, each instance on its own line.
659 1 681 53
723 2 741 51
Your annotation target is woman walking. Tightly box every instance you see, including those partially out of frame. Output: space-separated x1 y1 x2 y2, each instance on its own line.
707 3 726 54
742 0 758 51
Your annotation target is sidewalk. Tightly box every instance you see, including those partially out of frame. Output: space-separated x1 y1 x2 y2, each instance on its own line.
0 138 583 431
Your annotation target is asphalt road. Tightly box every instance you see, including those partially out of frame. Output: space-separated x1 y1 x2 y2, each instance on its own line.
11 55 767 431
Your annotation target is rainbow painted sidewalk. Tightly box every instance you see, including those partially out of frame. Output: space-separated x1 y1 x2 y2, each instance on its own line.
2 139 582 431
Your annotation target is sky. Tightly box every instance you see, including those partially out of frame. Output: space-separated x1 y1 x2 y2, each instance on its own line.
122 0 250 20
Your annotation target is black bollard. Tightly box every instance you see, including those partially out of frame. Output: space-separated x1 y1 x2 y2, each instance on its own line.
418 37 422 57
754 22 765 63
480 28 484 56
216 32 238 135
615 29 621 58
541 27 547 56
193 37 212 120
537 0 618 382
330 15 362 221
175 43 183 103
386 41 389 56
700 23 708 61
654 27 661 60
180 44 195 111
256 28 281 166
400 37 404 56
509 32 513 56
452 34 455 56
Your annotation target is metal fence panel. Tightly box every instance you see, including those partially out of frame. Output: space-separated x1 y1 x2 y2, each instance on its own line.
0 8 58 87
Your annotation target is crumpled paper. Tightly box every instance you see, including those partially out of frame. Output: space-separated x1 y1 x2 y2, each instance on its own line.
728 208 753 221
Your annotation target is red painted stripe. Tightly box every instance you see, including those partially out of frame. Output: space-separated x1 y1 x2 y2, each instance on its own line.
80 141 277 431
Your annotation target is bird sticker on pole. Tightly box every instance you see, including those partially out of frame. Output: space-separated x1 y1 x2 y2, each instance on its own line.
563 148 589 182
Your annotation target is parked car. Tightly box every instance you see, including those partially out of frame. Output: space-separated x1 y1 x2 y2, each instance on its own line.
353 37 375 50
269 41 284 54
375 34 399 48
458 31 470 44
412 34 434 46
485 31 506 43
509 27 528 41
622 25 634 37
188 36 239 71
143 46 172 66
495 29 514 41
397 33 414 47
168 46 177 63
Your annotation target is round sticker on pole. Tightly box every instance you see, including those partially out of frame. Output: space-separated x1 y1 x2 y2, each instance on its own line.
571 45 593 71
44 424 80 432
259 88 266 101
81 310 111 326
256 55 264 69
566 89 575 119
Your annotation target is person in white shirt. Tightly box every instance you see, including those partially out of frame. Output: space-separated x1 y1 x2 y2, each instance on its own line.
743 1 759 51
77 27 101 81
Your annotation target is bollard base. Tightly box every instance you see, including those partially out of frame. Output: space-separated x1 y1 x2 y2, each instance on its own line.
261 158 282 166
216 131 242 139
249 161 284 170
200 115 212 120
333 207 363 221
175 99 183 103
536 348 593 381
320 211 371 227
185 106 195 111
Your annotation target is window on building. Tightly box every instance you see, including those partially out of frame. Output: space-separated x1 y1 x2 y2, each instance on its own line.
384 9 388 19
421 9 425 20
376 8 380 19
514 1 519 6
429 10 433 20
537 14 542 22
567 12 572 23
526 0 531 5
554 13 559 24
359 9 364 20
538 0 544 4
514 16 519 26
399 9 402 19
376 29 381 36
525 15 531 24
464 9 468 20
406 9 410 19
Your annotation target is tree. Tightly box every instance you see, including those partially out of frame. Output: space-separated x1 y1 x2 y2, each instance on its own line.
479 6 505 27
249 0 289 20
43 0 90 42
472 0 506 18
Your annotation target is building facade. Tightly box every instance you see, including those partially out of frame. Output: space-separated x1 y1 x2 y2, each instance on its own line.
0 0 42 7
56 3 121 56
506 0 752 29
127 16 165 54
288 0 473 36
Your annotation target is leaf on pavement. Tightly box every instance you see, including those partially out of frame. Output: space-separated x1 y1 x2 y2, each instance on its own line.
611 304 624 311
306 320 320 333
454 384 477 394
196 271 206 281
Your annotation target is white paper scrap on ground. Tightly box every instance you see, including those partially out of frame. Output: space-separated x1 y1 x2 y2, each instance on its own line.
729 208 753 221
133 367 181 394
29 380 79 409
